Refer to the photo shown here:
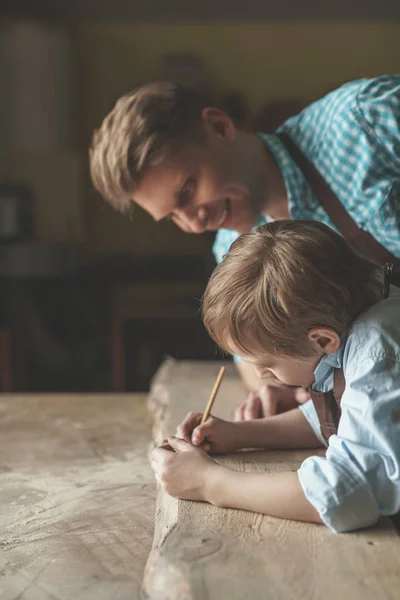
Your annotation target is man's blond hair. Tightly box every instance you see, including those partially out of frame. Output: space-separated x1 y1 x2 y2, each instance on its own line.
89 82 210 212
203 220 384 359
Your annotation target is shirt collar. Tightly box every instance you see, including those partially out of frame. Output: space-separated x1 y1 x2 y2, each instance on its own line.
256 132 306 219
312 335 347 391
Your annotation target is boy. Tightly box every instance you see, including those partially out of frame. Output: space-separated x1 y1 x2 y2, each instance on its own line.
150 220 400 532
90 76 400 400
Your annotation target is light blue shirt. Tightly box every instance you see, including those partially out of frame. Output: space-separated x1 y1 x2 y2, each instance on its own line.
298 286 400 533
213 74 400 265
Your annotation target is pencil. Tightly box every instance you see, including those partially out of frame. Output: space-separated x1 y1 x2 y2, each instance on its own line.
161 365 226 448
200 366 225 424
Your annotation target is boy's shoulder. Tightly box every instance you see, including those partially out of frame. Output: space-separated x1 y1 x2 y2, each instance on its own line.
346 287 400 366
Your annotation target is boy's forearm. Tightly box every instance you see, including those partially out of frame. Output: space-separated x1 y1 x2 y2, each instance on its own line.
207 467 322 524
233 408 323 450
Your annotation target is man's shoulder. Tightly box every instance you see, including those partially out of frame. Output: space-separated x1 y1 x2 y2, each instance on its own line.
355 75 400 150
356 75 400 110
279 75 400 144
278 79 363 134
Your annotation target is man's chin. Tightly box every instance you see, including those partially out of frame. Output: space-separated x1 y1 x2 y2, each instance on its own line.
214 211 258 234
230 220 257 234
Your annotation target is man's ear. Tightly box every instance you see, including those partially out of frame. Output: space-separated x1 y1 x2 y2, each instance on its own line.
307 327 341 355
201 107 236 142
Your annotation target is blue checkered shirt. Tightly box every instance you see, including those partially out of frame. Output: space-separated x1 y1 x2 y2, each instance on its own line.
213 75 400 265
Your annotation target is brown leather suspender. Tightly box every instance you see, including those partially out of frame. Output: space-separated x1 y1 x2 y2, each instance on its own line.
278 132 400 286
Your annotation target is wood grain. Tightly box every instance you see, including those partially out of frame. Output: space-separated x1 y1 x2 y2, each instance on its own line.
0 393 156 600
143 359 400 600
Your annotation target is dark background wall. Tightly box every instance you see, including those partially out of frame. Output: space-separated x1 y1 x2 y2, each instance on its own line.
4 0 400 20
0 2 399 391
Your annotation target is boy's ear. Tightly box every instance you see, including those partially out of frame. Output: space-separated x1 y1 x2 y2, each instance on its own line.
307 327 341 355
201 107 237 142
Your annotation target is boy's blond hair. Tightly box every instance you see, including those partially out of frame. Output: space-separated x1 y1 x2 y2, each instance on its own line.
203 220 384 359
89 82 210 213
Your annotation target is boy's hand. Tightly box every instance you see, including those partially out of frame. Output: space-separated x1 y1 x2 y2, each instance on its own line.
176 412 240 454
234 384 310 421
150 436 220 501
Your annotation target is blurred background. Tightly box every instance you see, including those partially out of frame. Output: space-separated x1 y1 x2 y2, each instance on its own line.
0 1 398 393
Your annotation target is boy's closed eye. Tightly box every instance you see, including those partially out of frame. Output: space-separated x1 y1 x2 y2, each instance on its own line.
254 363 275 377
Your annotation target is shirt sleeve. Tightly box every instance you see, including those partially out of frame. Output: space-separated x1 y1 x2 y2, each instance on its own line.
299 400 327 447
354 76 400 257
366 180 400 259
356 75 400 171
298 355 400 533
212 229 241 264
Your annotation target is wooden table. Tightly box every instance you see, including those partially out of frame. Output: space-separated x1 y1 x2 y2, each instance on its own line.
144 359 400 600
3 362 399 600
0 393 156 600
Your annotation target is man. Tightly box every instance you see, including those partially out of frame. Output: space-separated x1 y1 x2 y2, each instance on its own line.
90 75 400 417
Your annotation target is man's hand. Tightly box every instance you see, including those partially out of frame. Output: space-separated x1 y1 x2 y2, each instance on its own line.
234 384 310 421
176 412 241 454
150 436 221 501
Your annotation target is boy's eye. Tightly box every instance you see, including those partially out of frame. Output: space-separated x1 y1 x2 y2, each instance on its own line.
260 370 272 378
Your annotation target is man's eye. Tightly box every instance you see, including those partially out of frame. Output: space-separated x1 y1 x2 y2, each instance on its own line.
185 177 196 191
179 177 196 206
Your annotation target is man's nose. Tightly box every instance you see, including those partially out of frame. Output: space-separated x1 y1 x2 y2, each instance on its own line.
177 205 208 234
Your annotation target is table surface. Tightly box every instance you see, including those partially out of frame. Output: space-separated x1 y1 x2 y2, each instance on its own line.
144 359 400 600
0 393 156 600
3 363 400 600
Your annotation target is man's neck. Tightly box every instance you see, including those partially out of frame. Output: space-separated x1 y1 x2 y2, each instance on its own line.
237 132 290 222
259 137 290 220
